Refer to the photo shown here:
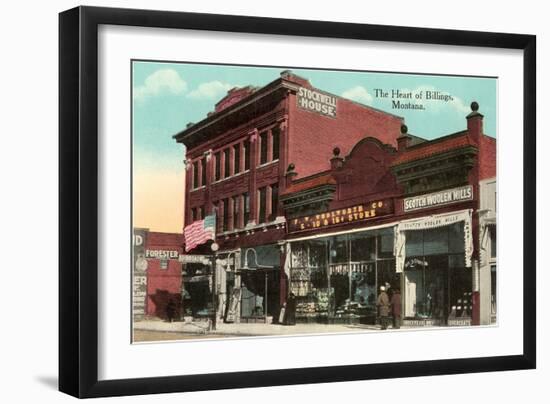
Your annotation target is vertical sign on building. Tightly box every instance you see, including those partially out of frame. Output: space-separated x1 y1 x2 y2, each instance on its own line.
133 228 148 321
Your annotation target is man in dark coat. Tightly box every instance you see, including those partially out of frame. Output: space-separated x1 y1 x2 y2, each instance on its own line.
165 298 176 323
283 292 297 325
377 286 390 330
391 288 402 329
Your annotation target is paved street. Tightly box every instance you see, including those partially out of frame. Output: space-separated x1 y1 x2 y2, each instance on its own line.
132 318 419 342
133 330 226 342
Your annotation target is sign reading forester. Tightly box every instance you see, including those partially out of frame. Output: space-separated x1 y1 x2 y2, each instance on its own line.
403 185 473 212
297 87 337 118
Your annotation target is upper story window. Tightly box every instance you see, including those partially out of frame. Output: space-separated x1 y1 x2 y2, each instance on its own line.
258 127 281 167
233 196 240 229
201 157 207 186
258 186 267 224
224 148 231 178
260 131 269 165
233 144 241 174
243 192 250 225
222 198 229 232
271 183 279 220
272 127 280 161
214 152 221 181
244 140 251 170
192 161 199 189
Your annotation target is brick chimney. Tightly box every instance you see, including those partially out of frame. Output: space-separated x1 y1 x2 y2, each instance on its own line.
466 101 484 144
330 147 344 170
285 163 298 187
397 124 411 152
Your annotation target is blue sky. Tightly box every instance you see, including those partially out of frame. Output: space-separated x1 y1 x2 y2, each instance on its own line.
132 61 496 232
133 61 496 170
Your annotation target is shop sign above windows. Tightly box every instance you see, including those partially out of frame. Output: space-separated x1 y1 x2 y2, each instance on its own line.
145 249 179 259
288 199 393 233
403 185 473 212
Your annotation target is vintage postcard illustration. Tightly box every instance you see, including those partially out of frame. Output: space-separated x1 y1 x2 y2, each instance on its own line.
131 62 496 342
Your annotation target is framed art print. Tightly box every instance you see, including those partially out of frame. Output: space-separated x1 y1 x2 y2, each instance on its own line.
59 6 536 398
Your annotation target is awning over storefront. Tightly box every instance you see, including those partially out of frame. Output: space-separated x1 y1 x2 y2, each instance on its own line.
394 209 473 273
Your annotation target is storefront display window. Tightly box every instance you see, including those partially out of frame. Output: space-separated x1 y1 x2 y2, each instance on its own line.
238 245 280 320
290 241 329 319
182 262 213 317
289 228 396 323
403 223 471 322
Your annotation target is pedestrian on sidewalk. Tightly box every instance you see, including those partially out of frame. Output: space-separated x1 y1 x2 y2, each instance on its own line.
166 299 176 323
283 292 296 325
391 288 402 329
377 286 390 330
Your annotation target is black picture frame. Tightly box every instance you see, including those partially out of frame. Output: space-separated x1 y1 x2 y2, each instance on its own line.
59 6 536 398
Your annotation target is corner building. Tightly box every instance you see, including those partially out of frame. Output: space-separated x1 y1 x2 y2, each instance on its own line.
133 228 185 321
174 71 496 327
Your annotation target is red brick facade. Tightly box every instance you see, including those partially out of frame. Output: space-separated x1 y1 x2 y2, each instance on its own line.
143 231 184 319
173 71 496 326
175 71 403 251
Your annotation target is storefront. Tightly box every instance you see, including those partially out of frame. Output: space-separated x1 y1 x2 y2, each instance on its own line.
288 227 396 324
182 261 213 318
217 244 281 324
283 207 475 326
132 228 185 321
394 209 474 326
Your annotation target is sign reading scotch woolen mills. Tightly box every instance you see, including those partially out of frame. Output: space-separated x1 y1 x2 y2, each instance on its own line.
297 86 337 118
403 185 473 212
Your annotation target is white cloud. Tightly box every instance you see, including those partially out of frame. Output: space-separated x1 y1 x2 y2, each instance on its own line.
187 81 236 100
133 69 187 102
341 86 374 105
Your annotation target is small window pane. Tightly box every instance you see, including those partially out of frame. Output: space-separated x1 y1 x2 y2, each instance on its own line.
260 131 268 165
244 140 250 170
233 196 239 229
270 183 279 221
233 144 241 174
224 148 230 178
272 128 280 160
329 236 348 264
258 187 267 223
192 161 199 188
243 193 250 225
350 233 375 261
214 152 221 181
201 157 207 185
223 199 229 231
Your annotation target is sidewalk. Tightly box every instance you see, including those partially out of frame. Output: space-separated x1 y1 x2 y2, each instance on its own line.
133 318 410 337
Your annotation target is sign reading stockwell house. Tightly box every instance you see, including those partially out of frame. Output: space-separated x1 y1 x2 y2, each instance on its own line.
403 185 473 212
297 87 337 118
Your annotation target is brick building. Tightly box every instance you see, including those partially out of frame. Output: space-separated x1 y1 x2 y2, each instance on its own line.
174 71 496 327
132 229 185 321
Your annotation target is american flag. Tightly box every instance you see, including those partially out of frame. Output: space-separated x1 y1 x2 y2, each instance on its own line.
184 214 216 252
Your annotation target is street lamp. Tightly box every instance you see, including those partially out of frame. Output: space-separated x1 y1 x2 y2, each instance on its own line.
210 242 219 330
